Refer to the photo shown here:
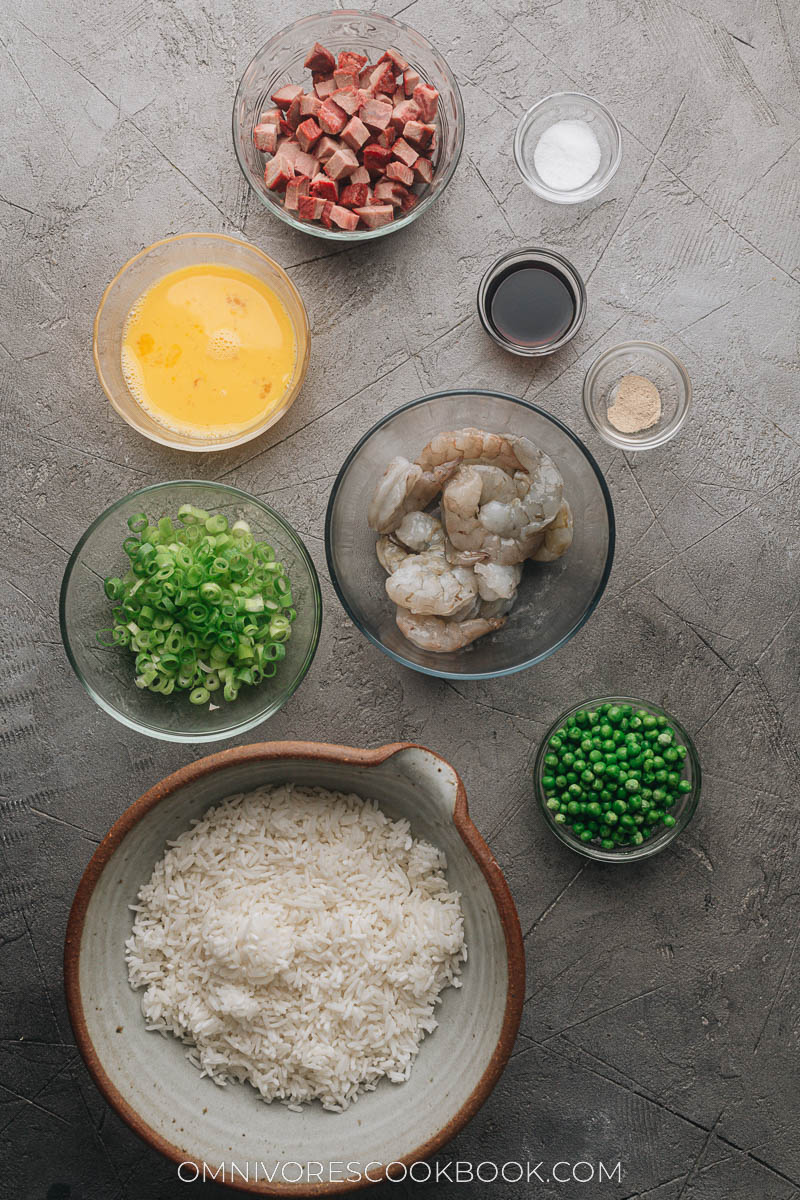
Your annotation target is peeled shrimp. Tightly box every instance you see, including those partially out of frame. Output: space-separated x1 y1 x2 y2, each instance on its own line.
416 428 526 473
395 608 506 652
442 466 547 565
368 456 459 534
474 561 522 601
385 551 478 617
531 500 573 562
394 510 445 553
376 536 410 574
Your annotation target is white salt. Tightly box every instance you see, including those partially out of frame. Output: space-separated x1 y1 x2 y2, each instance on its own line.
533 119 602 191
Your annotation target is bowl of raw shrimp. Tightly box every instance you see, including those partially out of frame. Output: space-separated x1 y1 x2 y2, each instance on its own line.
325 390 615 679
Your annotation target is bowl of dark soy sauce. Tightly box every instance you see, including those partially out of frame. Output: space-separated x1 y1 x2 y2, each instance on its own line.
477 248 587 357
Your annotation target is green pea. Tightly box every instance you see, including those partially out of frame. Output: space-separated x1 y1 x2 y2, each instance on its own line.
587 711 600 726
566 772 578 785
624 777 640 793
642 714 657 729
608 705 623 724
555 775 567 788
566 800 581 816
580 829 594 842
562 751 576 767
599 723 613 739
549 736 563 751
678 780 692 793
630 831 644 846
586 801 602 818
544 753 559 768
574 710 589 726
581 770 595 785
554 812 567 824
667 771 681 787
663 747 679 762
663 814 677 827
546 798 561 811
573 758 587 773
600 838 615 851
580 738 593 754
605 810 619 826
589 749 603 764
612 799 628 815
652 788 666 803
542 773 556 789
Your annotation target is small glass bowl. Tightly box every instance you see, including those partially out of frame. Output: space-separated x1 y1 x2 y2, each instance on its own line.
60 481 322 742
533 697 701 863
514 92 622 204
583 341 692 450
233 9 465 242
93 233 310 453
477 247 587 357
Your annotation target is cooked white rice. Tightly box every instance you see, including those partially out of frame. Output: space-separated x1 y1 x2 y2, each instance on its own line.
125 784 466 1112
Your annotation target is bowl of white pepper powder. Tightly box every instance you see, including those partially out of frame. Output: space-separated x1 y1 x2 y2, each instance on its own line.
582 341 692 450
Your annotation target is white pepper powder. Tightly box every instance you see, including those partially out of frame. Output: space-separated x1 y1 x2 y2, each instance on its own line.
607 373 662 433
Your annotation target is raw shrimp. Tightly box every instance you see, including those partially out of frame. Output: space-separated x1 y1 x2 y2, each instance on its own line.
474 561 522 601
394 510 445 553
442 466 547 565
368 456 459 534
395 609 506 652
376 536 410 574
416 427 526 473
385 551 478 617
531 500 573 562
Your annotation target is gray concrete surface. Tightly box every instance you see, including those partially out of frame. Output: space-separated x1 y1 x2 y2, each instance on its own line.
1 0 799 1196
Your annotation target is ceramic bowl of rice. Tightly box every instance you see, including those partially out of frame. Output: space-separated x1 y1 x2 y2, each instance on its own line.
64 742 524 1194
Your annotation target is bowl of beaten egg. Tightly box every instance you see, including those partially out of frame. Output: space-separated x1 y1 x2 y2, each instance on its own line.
94 233 310 452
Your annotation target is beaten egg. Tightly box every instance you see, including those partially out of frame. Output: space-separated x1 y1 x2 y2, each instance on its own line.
121 263 297 438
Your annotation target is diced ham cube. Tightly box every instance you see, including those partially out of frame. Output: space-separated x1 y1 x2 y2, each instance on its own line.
403 68 421 97
391 99 421 128
329 204 359 231
399 189 417 212
286 96 304 130
413 154 434 184
375 126 397 149
378 47 409 72
359 64 374 88
304 42 336 73
274 141 301 168
349 165 370 185
314 77 337 99
360 98 393 131
285 175 311 211
338 50 368 72
264 158 293 190
412 83 439 122
299 93 322 118
296 118 322 152
320 200 335 228
374 180 404 207
368 62 396 95
271 84 304 110
324 145 359 180
334 68 359 89
253 123 278 153
259 107 282 126
298 194 326 221
354 204 394 228
294 150 319 177
310 174 338 201
317 98 348 135
341 115 370 151
314 136 340 162
404 120 435 148
278 118 293 138
362 143 393 174
392 137 418 167
386 160 414 187
339 181 370 208
331 86 361 116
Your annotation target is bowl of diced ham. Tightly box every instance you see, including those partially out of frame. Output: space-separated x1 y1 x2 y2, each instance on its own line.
233 10 465 239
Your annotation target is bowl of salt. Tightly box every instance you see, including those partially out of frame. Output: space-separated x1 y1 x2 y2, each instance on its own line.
514 92 622 204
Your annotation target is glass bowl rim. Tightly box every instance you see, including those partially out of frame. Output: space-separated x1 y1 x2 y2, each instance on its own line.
59 479 323 742
476 246 588 357
582 339 693 451
231 7 466 243
513 91 623 204
533 694 702 862
324 388 616 680
92 232 311 453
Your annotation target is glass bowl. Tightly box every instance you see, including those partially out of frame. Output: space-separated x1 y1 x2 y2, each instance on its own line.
534 697 701 862
477 247 587 357
325 390 615 680
233 9 465 242
514 92 622 204
583 341 692 450
93 233 310 452
60 482 322 742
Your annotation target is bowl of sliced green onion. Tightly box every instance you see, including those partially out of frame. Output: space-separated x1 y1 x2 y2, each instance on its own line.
533 697 701 862
60 481 322 742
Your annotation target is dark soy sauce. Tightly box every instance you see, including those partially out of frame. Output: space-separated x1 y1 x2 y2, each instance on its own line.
487 263 576 348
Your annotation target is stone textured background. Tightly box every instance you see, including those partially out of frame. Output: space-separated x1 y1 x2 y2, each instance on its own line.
1 0 799 1196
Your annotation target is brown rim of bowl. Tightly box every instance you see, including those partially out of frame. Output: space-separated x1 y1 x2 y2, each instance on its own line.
63 740 525 1196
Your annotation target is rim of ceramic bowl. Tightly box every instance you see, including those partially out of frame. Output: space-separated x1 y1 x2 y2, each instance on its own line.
582 340 693 451
59 481 322 741
533 696 702 862
93 232 311 452
63 740 525 1195
324 390 616 680
513 91 622 204
231 10 466 242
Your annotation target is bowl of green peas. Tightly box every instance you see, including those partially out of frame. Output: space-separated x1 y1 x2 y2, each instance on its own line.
533 697 700 861
60 481 322 742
